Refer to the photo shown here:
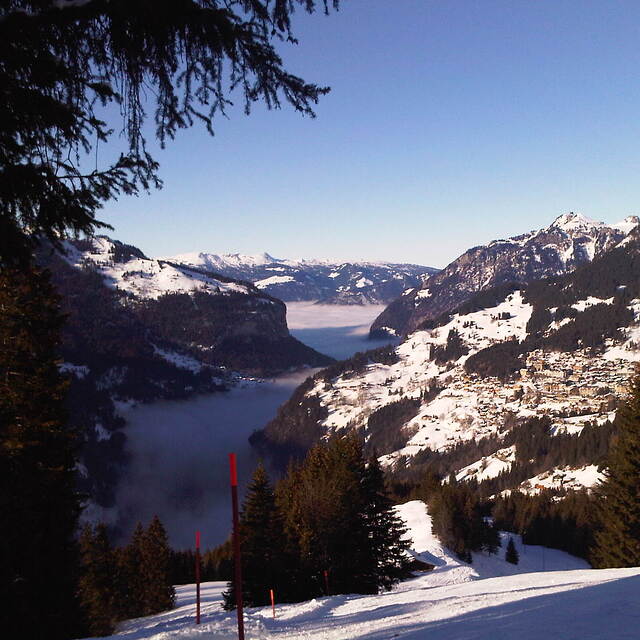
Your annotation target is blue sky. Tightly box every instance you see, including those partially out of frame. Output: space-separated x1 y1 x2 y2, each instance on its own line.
99 0 640 268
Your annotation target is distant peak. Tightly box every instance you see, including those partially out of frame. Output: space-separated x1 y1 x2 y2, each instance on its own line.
548 212 602 232
612 216 640 235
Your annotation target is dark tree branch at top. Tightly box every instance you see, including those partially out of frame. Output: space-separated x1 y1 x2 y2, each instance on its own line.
0 0 340 266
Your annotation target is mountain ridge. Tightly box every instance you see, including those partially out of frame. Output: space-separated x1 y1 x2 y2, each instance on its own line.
370 212 639 337
253 223 640 495
164 249 438 305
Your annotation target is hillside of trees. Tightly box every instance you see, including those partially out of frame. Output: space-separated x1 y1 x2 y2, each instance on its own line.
251 345 400 465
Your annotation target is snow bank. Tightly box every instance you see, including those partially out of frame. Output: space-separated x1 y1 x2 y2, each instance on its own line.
87 500 639 640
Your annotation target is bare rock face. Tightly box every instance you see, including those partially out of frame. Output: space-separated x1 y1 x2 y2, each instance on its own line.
370 213 639 337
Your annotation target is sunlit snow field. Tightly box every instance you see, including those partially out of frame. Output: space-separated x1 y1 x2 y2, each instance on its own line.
86 501 640 640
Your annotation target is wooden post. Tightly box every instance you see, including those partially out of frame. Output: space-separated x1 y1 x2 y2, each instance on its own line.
195 530 201 625
270 588 275 619
229 453 245 640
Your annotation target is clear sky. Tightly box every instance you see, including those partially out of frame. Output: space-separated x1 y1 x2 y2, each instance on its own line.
98 0 640 269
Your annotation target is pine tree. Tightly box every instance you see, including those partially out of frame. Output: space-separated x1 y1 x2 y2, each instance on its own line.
202 539 233 582
114 522 146 619
294 435 371 596
276 434 412 600
505 537 519 565
78 524 118 636
429 481 498 562
1 1 340 266
223 464 292 609
0 266 82 639
139 516 175 615
591 375 640 567
362 455 412 592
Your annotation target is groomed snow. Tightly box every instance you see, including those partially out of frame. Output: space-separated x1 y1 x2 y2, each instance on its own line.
86 501 640 640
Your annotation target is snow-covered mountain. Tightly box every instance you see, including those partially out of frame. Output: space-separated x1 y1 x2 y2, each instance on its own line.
165 250 438 305
36 236 332 511
371 212 639 337
254 227 640 494
79 500 640 640
52 236 332 375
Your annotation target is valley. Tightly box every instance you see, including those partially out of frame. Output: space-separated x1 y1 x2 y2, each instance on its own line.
100 303 393 548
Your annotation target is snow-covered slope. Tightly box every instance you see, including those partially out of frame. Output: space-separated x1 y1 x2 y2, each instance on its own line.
371 211 639 337
51 236 333 376
63 237 256 300
515 465 605 495
165 250 438 305
256 233 640 492
85 501 640 640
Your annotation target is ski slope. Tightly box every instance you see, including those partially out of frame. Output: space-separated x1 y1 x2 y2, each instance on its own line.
87 501 640 640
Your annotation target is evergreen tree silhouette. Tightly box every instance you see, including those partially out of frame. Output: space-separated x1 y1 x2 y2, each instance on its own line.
0 266 82 639
592 375 640 567
505 537 519 565
223 464 292 609
78 524 118 636
362 455 412 591
139 516 175 615
276 434 412 600
115 522 146 619
1 1 340 266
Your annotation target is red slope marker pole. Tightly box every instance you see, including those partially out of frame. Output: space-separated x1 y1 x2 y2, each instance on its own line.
229 453 245 640
195 530 201 625
270 588 275 619
323 569 330 596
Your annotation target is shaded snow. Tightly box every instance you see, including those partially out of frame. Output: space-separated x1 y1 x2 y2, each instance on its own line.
59 362 90 378
152 346 205 373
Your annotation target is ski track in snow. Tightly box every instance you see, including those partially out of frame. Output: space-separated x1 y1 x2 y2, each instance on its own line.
85 501 640 640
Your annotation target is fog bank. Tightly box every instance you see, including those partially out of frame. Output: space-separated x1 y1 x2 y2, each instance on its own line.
114 303 395 548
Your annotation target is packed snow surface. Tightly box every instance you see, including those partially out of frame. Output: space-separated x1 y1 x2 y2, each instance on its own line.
86 501 640 640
